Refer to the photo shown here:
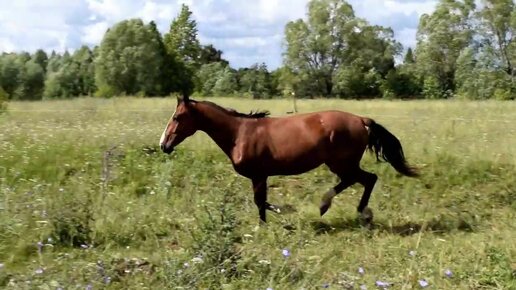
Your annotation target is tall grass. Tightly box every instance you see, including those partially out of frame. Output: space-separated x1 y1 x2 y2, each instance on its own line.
0 97 515 289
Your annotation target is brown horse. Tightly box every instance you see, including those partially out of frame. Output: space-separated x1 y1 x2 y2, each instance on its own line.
159 95 419 223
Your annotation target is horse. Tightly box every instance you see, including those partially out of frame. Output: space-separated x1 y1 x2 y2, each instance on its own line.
159 95 419 224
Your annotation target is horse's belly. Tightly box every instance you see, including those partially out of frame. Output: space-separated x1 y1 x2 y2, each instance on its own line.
233 153 324 177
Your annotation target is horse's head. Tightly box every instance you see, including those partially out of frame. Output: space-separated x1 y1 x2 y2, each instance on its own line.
159 95 198 154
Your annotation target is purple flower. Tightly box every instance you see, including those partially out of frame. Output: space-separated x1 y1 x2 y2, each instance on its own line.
375 280 390 288
360 285 367 290
282 249 290 258
358 267 365 275
322 283 330 288
85 284 93 290
444 269 453 278
418 279 429 288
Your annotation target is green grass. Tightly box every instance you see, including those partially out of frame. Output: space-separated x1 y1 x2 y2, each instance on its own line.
0 97 515 289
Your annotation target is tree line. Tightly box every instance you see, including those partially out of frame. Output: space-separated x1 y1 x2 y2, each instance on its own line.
0 0 514 102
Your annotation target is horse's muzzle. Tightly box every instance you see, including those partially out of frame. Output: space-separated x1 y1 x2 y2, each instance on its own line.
160 143 174 154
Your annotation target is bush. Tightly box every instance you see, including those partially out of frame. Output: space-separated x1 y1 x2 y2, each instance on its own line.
95 85 117 98
0 86 8 114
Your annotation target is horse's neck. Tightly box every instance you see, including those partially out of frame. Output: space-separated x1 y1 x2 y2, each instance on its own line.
196 103 241 157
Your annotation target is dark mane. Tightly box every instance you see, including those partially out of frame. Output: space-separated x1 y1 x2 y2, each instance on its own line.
199 100 270 119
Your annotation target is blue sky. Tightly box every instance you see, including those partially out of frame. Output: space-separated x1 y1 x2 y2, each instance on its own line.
0 0 437 69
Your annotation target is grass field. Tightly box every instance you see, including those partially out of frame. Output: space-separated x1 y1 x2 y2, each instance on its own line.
0 97 515 289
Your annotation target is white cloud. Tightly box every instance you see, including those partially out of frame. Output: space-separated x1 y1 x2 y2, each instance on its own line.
0 37 16 53
82 22 110 45
0 0 436 68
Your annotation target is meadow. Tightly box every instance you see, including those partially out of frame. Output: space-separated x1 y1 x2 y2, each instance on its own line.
0 96 515 289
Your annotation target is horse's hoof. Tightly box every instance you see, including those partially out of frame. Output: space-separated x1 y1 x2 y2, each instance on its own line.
270 205 281 214
359 207 373 224
319 202 331 216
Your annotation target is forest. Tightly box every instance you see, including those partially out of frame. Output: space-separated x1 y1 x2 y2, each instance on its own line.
0 0 514 103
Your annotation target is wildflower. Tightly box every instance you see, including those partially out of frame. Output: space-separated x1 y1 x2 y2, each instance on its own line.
418 279 429 288
375 280 390 288
282 249 290 258
191 256 203 264
35 268 44 274
409 250 416 257
86 284 93 290
103 276 111 284
444 269 453 278
266 288 273 290
358 267 365 275
81 244 89 249
183 262 190 268
37 241 44 253
322 283 330 288
360 285 367 290
0 263 4 269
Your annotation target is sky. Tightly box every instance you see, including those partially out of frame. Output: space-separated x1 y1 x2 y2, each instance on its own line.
0 0 438 69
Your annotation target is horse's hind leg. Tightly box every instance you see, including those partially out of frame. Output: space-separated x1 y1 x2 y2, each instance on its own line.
319 175 355 216
319 162 358 216
355 168 378 223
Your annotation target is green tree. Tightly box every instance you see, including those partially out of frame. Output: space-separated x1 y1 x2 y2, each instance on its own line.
196 62 227 96
43 62 80 99
72 46 96 96
22 59 45 100
0 54 23 98
94 18 171 97
44 46 97 99
164 4 201 66
237 63 273 98
404 47 415 64
477 0 515 76
46 51 64 74
414 0 476 98
199 44 228 66
32 49 49 73
0 53 44 100
283 0 400 98
213 66 238 96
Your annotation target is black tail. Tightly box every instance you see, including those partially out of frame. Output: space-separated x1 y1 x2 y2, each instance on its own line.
366 120 419 177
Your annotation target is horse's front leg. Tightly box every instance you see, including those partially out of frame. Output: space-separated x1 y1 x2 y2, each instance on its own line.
252 178 268 223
